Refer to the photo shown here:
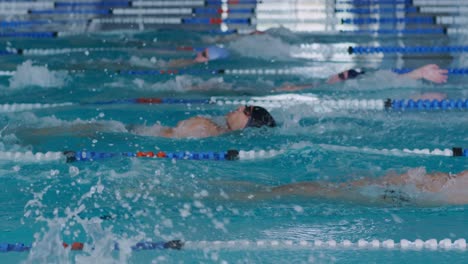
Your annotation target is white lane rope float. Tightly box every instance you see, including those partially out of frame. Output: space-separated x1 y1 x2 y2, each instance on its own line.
182 238 468 251
0 103 73 112
319 144 468 157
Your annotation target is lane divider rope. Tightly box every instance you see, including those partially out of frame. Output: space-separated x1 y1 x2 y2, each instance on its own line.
0 147 465 164
2 238 468 252
1 98 467 113
6 44 468 57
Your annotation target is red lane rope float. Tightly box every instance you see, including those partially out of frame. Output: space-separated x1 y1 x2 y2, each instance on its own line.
135 98 163 104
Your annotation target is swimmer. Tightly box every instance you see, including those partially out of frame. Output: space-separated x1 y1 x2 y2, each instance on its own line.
239 168 468 206
167 45 230 68
277 64 448 91
129 105 275 138
27 105 275 139
63 45 230 71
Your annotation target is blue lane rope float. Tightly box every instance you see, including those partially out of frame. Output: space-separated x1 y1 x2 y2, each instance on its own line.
385 98 468 111
64 148 284 162
393 68 468 75
340 28 445 35
335 7 419 14
0 32 58 38
54 1 131 7
337 0 413 4
52 0 265 8
63 150 242 162
342 17 435 25
29 9 112 15
348 46 468 54
206 0 261 3
0 19 90 28
0 240 183 252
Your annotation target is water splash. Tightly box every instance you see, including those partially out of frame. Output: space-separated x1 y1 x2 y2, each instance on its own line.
9 60 69 89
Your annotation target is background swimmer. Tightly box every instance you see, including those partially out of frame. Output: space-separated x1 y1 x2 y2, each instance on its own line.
231 168 468 206
277 64 449 93
167 45 230 68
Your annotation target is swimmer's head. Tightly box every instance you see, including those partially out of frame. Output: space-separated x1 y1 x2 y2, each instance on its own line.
226 105 276 131
195 46 230 63
327 68 365 84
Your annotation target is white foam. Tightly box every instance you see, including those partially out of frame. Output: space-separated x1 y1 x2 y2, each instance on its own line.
9 60 68 89
132 75 231 92
228 34 292 60
129 55 167 68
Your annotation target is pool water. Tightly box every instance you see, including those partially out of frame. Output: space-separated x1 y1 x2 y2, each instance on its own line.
0 28 467 263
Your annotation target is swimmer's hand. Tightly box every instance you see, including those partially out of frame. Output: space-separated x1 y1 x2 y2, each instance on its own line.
406 64 448 84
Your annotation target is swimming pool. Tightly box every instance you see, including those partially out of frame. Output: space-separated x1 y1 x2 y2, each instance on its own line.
1 7 468 264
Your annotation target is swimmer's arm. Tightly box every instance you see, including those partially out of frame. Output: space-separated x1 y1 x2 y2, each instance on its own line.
274 82 321 92
400 64 448 83
127 124 174 138
167 59 199 68
238 182 356 201
30 123 105 137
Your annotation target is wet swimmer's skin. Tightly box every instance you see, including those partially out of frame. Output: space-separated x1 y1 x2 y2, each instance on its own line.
277 64 449 92
129 105 276 139
246 168 468 206
168 45 230 68
328 64 448 84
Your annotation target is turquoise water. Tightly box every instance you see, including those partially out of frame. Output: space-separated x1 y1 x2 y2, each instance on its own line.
0 29 467 263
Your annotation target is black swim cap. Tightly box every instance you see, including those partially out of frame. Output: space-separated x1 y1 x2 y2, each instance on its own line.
348 69 365 79
244 105 276 128
338 69 365 80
